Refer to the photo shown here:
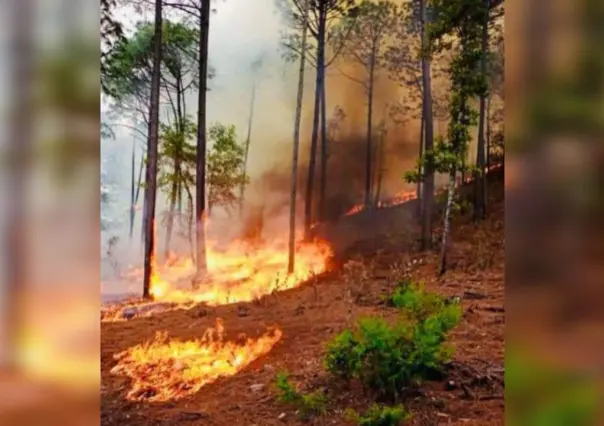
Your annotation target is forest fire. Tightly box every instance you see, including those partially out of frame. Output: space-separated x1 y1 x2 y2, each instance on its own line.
114 238 332 310
110 319 282 402
344 164 503 216
344 188 419 216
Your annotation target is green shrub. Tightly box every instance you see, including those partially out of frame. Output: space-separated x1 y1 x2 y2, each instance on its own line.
325 293 461 401
346 404 410 426
274 371 326 419
389 281 445 320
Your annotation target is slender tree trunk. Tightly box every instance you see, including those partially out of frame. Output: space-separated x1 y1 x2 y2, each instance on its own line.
165 78 184 258
364 50 376 206
318 70 327 222
165 170 179 259
419 0 435 251
184 185 195 262
135 150 145 242
374 126 386 207
142 0 163 300
239 78 256 213
473 0 489 221
304 7 326 239
416 106 425 212
439 170 456 275
195 0 210 280
485 94 491 202
130 140 136 240
288 0 309 274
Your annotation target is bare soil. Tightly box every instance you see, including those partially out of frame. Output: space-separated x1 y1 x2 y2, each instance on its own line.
101 178 504 426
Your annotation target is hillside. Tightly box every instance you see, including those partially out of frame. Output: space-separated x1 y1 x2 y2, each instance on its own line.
101 176 504 426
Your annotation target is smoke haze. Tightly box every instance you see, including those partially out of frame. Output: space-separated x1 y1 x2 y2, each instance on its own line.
101 0 442 296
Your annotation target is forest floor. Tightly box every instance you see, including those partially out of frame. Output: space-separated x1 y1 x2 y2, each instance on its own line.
101 178 504 426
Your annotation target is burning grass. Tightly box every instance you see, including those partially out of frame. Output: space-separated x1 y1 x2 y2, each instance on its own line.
149 239 332 304
110 318 283 402
102 239 332 322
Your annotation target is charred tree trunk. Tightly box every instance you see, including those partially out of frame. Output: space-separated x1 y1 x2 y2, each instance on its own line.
239 78 256 213
195 0 210 279
142 0 163 300
374 126 386 207
288 0 309 274
474 0 490 221
318 70 327 222
304 6 326 239
439 170 456 275
419 0 435 251
364 49 376 207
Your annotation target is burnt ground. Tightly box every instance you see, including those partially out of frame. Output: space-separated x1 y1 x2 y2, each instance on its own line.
101 175 504 426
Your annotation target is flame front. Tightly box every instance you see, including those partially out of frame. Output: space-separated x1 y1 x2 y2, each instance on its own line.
144 239 332 305
345 164 502 216
111 319 283 402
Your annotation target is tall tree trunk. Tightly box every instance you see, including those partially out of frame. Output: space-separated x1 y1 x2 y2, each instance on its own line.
416 106 425 214
288 0 309 274
318 71 327 222
304 7 326 239
419 0 435 251
142 0 163 300
165 77 184 258
3 0 32 369
195 0 210 279
165 168 179 259
364 49 376 206
485 94 491 202
439 170 456 275
130 140 136 240
184 184 195 262
374 126 386 207
134 150 145 241
239 78 256 213
474 0 490 220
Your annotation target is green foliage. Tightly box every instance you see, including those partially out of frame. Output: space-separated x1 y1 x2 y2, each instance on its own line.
274 372 327 419
405 0 489 184
207 123 250 214
346 404 410 426
433 189 471 216
389 280 448 321
102 20 200 106
158 116 197 203
324 290 461 402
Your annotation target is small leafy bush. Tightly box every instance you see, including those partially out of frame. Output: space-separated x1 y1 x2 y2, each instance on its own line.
346 404 410 426
389 281 445 320
325 290 461 401
275 371 326 419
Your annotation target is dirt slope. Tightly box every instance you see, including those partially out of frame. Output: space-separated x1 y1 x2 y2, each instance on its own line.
101 178 504 426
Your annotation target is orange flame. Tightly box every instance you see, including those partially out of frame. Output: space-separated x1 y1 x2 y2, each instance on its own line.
345 164 502 216
146 239 332 305
110 319 282 402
